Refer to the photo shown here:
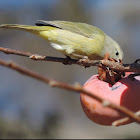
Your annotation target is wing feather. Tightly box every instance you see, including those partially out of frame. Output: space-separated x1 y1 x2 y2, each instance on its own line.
36 20 105 39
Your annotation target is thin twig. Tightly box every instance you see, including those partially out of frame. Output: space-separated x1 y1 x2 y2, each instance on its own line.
0 47 140 72
0 47 100 67
101 60 140 73
0 58 140 125
112 111 140 126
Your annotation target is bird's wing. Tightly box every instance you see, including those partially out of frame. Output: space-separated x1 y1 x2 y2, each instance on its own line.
36 20 105 39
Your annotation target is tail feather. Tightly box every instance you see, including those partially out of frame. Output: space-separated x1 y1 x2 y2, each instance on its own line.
0 23 58 41
0 24 55 34
0 24 45 33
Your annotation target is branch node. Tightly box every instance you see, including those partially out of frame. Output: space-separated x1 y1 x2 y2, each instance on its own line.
74 82 82 89
29 54 44 60
7 61 15 67
48 81 58 87
102 100 111 107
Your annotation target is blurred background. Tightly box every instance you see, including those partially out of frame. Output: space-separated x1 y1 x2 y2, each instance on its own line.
0 0 140 138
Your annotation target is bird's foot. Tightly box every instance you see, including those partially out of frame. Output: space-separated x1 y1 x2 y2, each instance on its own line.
78 57 91 68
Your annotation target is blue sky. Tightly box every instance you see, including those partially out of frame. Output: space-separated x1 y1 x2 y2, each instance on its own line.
0 0 57 9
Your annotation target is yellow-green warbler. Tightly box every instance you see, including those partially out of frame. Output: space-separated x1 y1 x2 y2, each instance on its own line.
0 20 123 60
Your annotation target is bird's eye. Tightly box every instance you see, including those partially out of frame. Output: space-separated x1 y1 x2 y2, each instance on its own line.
116 51 119 56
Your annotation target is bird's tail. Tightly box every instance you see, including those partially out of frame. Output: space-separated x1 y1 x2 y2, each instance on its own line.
0 24 55 37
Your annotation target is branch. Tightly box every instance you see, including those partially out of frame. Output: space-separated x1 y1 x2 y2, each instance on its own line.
112 110 140 126
101 59 140 73
0 47 100 67
0 58 140 125
0 47 140 72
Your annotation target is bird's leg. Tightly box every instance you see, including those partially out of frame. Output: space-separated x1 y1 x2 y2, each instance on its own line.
65 47 90 67
72 54 90 68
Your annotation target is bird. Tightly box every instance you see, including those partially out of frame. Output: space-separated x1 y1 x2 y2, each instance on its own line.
0 20 123 60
